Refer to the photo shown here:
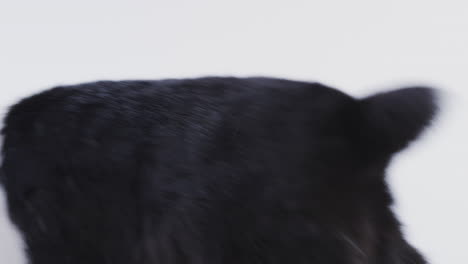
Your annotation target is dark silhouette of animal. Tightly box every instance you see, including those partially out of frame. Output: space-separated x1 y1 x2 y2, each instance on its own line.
0 77 437 264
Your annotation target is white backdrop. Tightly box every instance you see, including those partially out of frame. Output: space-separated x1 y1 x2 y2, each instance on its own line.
0 1 467 263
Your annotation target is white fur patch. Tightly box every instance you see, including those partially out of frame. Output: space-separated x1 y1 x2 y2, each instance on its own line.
0 119 28 264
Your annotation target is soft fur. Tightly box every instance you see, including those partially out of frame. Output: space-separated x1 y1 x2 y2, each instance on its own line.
0 77 437 264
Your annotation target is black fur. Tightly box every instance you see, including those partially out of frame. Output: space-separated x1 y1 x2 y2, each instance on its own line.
0 77 437 264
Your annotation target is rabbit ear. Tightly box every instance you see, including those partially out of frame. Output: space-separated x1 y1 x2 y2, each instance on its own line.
359 87 438 154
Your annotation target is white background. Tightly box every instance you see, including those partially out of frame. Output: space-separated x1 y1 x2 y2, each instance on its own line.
0 1 467 263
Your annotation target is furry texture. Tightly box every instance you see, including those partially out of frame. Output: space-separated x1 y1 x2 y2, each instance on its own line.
0 77 437 264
